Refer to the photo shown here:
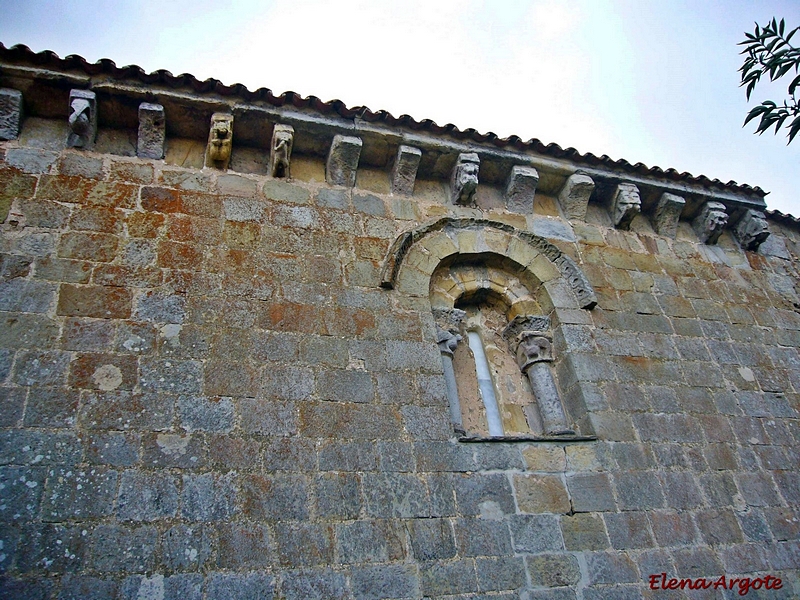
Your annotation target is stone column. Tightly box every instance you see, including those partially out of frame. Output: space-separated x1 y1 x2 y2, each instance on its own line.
433 308 466 433
503 316 574 436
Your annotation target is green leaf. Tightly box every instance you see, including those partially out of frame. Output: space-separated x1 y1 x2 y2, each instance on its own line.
787 114 800 143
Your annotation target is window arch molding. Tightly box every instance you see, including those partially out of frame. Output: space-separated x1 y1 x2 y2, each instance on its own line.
379 217 597 311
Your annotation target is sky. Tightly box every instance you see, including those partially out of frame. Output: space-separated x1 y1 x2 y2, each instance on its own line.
1 0 798 215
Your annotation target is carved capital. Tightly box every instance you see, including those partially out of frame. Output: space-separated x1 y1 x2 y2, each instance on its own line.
137 103 165 160
391 145 422 195
451 153 480 205
270 124 294 178
204 113 233 170
67 89 96 149
558 173 594 221
0 88 23 141
611 182 641 230
432 308 466 357
733 209 770 251
652 192 685 238
692 201 728 245
502 315 552 371
501 315 550 345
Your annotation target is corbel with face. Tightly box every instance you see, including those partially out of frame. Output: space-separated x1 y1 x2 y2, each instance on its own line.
204 113 234 170
611 182 641 230
451 153 480 205
733 209 770 251
692 201 728 245
270 124 294 179
67 90 97 149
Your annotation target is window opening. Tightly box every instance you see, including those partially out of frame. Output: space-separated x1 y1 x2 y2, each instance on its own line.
466 330 504 436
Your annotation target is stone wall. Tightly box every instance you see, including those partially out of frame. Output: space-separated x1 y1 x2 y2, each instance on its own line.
0 49 799 600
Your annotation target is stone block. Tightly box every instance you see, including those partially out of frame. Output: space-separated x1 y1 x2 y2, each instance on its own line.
476 556 526 592
649 510 698 546
41 466 117 520
0 387 25 427
326 135 362 186
363 473 429 518
377 441 415 472
505 165 539 213
514 474 571 513
336 520 405 564
22 386 78 428
586 551 639 584
242 474 308 521
509 514 564 553
526 554 582 588
61 317 116 351
561 513 610 551
419 559 478 596
57 284 132 319
652 192 685 238
162 525 216 570
67 89 97 148
91 524 158 572
80 390 173 431
353 192 387 216
0 88 23 140
280 568 349 600
216 522 273 568
317 368 375 403
558 173 594 220
0 430 82 466
121 574 204 600
567 473 616 512
0 279 56 314
139 358 202 393
351 563 420 600
696 508 744 545
58 575 118 600
454 517 513 557
178 395 234 432
0 313 59 349
264 437 317 471
300 401 401 440
12 349 70 386
0 466 46 521
206 573 274 600
84 431 140 466
275 522 334 567
604 512 655 549
390 145 422 195
409 518 456 560
69 353 137 392
454 472 516 515
117 471 179 521
181 472 236 521
315 472 361 519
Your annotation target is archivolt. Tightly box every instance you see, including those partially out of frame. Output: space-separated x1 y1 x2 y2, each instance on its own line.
379 217 597 310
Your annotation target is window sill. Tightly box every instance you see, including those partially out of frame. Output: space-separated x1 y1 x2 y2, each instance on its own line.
457 433 597 443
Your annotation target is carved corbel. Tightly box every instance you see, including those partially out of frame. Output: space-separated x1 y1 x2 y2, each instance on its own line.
505 166 539 214
611 182 641 230
270 124 294 179
558 173 595 221
652 192 686 238
692 201 728 244
326 135 362 186
67 89 97 149
204 113 234 170
137 103 165 160
733 209 770 251
391 145 422 195
450 153 480 205
0 88 23 141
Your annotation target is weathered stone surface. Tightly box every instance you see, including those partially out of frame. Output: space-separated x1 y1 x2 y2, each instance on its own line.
558 173 594 220
0 88 23 141
733 208 770 250
326 135 361 186
137 103 165 159
390 145 422 195
692 200 728 244
652 192 685 238
270 123 294 178
450 152 479 205
204 113 233 170
505 165 539 213
611 182 641 229
67 89 96 149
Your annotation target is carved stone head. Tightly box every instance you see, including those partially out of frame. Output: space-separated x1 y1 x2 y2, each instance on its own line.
67 90 96 149
612 182 641 230
733 209 770 251
692 201 728 245
451 153 480 205
515 332 553 371
205 113 233 169
270 124 294 178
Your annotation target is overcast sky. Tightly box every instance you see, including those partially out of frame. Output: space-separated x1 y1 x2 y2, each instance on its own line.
1 0 798 214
